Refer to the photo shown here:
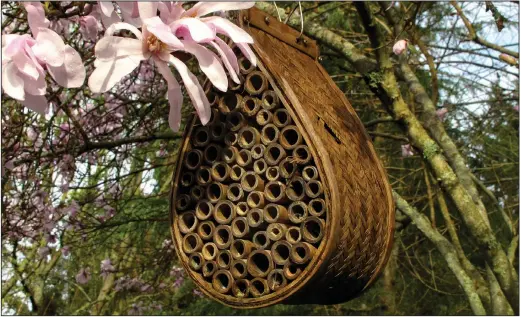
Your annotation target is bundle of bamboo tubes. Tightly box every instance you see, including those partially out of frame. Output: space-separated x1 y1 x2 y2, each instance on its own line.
173 47 327 301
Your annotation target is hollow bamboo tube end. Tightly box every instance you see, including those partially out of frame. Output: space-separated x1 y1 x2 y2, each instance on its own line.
301 216 325 244
196 166 212 186
206 182 228 203
213 225 233 249
279 158 297 179
231 259 248 279
226 111 246 132
210 122 226 141
238 56 255 75
263 203 290 224
251 144 266 160
247 191 265 209
202 260 217 278
253 158 268 175
216 250 233 269
285 176 306 201
212 270 234 294
236 202 249 217
178 211 198 234
261 124 280 145
256 109 273 126
247 208 265 229
245 71 268 96
241 171 265 192
227 183 244 202
180 171 195 187
252 231 271 250
203 143 222 165
283 262 302 281
247 249 274 278
308 198 326 217
292 145 312 165
230 239 255 259
261 90 280 111
188 252 204 271
279 125 302 150
231 217 250 239
272 108 291 128
288 201 308 224
264 181 288 203
236 149 253 168
265 166 280 182
198 221 215 241
182 233 203 254
238 126 260 149
267 269 287 291
267 223 287 242
305 179 324 199
290 242 317 265
190 185 204 201
271 240 292 266
232 279 251 298
230 164 246 182
213 200 236 225
218 93 243 114
302 166 319 182
285 226 302 244
175 194 192 212
202 242 218 261
250 278 269 297
224 131 238 147
240 96 261 117
264 143 287 166
185 149 203 170
222 146 239 165
193 126 211 148
195 200 213 221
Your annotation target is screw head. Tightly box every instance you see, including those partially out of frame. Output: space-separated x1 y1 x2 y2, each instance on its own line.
264 16 270 24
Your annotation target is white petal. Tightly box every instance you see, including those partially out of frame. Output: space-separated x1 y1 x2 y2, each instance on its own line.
105 22 142 40
33 28 66 67
209 41 239 84
203 17 254 44
95 36 143 61
185 2 255 17
138 2 159 20
88 57 141 93
236 42 257 66
47 45 86 88
155 59 183 131
2 62 25 100
180 41 228 92
20 72 46 96
98 1 115 17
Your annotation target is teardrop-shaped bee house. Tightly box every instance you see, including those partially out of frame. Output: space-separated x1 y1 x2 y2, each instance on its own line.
170 7 395 309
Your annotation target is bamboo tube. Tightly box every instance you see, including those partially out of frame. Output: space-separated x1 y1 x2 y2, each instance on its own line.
197 221 215 241
252 231 271 250
271 240 292 266
265 166 280 182
231 217 250 239
267 223 287 242
302 166 318 182
247 249 274 278
190 185 204 201
240 96 261 117
290 242 317 265
250 278 269 297
301 216 325 244
229 74 244 91
261 90 280 111
305 180 324 199
279 158 297 179
224 131 238 147
196 166 212 186
207 108 220 126
241 171 265 192
213 225 233 249
272 108 292 128
230 239 255 259
222 146 239 165
238 126 260 149
226 111 246 132
210 122 226 141
308 198 326 217
288 201 308 224
245 71 268 96
264 144 287 166
256 109 273 126
279 125 302 150
184 149 203 170
285 226 302 244
260 124 280 145
292 145 312 165
253 159 268 175
211 162 231 182
230 164 245 182
213 200 236 225
207 91 219 107
232 279 251 298
175 194 192 211
203 144 222 165
236 202 249 217
285 176 306 201
218 93 243 114
263 203 290 223
267 269 287 291
195 200 213 221
180 171 195 187
202 242 218 261
239 56 255 74
236 149 253 168
193 126 211 148
283 262 302 281
217 250 233 269
264 181 288 203
251 144 266 160
212 270 234 294
206 182 228 203
227 183 244 202
178 211 198 234
231 259 248 279
188 252 204 271
202 260 217 278
247 208 265 229
182 233 203 254
247 191 265 209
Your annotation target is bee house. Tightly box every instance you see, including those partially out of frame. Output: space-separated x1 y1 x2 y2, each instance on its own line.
170 7 395 308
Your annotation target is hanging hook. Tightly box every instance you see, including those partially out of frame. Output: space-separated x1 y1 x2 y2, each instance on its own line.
296 2 306 45
273 2 282 22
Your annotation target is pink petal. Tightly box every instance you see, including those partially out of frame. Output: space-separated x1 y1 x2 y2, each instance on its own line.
20 71 46 96
155 59 183 131
138 2 159 20
214 36 239 73
88 56 141 93
144 17 183 48
98 1 115 17
11 46 41 80
24 2 50 36
33 28 66 67
185 2 255 18
117 1 135 14
169 55 211 125
202 17 254 44
105 22 142 40
80 16 99 41
21 93 48 114
180 41 228 92
95 36 144 61
236 42 257 66
209 40 239 84
99 8 121 28
47 45 86 88
120 3 142 27
2 62 25 100
3 35 34 58
170 18 216 42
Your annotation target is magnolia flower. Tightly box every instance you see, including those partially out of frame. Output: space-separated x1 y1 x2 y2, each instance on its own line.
436 107 448 121
401 144 414 157
89 16 228 132
393 39 408 55
78 15 100 41
76 268 91 284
